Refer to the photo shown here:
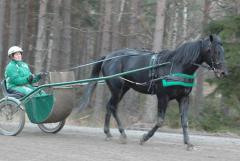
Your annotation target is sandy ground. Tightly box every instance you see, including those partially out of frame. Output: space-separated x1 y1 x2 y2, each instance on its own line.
0 125 240 161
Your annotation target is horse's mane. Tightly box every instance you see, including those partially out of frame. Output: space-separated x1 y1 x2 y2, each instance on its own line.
158 40 202 65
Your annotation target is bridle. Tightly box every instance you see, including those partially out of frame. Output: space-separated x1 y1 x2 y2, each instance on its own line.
209 41 226 74
192 39 223 72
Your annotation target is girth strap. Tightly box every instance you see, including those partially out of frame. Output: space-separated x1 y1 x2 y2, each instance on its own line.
148 54 159 93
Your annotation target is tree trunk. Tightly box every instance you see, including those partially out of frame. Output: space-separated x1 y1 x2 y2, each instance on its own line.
152 0 166 52
1 0 11 71
237 0 240 15
121 0 142 125
93 0 113 124
172 1 179 48
61 0 71 68
144 0 166 123
182 0 188 40
70 1 83 79
164 1 175 49
47 0 62 71
17 0 27 48
8 0 18 46
176 1 184 45
128 0 140 48
21 0 36 65
118 0 126 23
29 1 38 67
46 33 53 72
94 1 104 58
100 0 112 55
111 0 121 50
194 0 211 116
35 0 48 72
0 0 6 78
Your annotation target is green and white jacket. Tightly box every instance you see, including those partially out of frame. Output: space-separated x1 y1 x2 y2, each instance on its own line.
4 60 41 90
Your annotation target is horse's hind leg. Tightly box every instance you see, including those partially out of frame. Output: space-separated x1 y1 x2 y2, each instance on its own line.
111 100 127 144
104 99 114 140
104 85 129 143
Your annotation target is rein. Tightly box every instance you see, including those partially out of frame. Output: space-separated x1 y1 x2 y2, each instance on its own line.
68 52 154 71
30 49 156 73
192 63 212 70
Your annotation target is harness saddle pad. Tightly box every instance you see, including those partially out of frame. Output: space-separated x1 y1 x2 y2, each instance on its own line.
162 73 196 87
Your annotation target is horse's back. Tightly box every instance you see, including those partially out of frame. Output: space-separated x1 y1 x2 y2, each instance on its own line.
105 48 147 58
102 48 152 73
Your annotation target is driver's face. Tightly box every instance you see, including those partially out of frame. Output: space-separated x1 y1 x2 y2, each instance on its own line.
12 52 22 61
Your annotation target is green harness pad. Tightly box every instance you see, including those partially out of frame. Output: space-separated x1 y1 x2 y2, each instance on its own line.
162 73 196 87
24 94 55 124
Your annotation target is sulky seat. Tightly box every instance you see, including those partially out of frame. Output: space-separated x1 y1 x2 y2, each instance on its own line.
1 80 25 99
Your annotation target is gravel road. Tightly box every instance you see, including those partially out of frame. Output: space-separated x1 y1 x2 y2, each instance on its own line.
0 125 240 161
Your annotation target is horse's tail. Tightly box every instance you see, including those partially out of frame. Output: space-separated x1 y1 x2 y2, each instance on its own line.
78 56 106 112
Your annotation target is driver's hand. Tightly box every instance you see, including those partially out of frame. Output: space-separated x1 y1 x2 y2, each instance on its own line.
27 74 34 83
38 72 48 79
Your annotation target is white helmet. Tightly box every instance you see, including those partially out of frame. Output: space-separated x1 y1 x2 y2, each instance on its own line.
8 46 23 56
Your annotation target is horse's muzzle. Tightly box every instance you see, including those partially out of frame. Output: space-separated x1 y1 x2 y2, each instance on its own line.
214 68 228 78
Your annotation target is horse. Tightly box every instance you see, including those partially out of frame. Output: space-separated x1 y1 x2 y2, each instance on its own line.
80 34 228 149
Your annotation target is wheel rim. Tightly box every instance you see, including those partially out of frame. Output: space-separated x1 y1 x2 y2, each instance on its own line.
0 101 25 136
38 120 65 133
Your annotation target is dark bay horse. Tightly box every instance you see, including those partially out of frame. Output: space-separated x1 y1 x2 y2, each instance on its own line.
80 35 228 149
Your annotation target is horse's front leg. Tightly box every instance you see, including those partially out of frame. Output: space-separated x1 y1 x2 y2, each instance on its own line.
178 96 194 150
140 96 168 145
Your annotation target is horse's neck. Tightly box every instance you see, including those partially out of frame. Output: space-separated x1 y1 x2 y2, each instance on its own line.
182 64 199 75
177 51 203 75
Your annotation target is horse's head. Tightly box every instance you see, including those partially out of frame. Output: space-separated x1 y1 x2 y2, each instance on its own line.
202 35 228 78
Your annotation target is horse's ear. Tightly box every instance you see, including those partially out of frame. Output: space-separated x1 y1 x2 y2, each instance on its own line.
209 35 214 42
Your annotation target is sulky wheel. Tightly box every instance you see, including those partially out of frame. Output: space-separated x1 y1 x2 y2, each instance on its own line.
37 120 66 134
0 98 25 136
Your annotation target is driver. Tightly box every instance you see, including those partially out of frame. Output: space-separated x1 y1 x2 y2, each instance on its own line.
4 46 46 97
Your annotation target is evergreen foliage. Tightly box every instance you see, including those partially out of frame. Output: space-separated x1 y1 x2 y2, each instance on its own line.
206 16 240 101
201 16 240 132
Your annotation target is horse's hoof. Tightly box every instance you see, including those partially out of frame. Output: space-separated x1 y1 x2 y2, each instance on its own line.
139 138 144 145
119 135 127 144
139 134 147 145
105 133 113 141
186 143 194 151
105 136 112 141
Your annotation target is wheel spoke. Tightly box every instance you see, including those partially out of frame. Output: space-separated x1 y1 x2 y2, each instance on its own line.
0 99 25 136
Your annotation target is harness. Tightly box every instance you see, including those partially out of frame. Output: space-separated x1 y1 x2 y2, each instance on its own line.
122 39 220 89
148 54 159 93
161 73 196 87
120 54 196 92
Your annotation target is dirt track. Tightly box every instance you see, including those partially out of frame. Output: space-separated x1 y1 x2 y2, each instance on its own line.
0 125 240 161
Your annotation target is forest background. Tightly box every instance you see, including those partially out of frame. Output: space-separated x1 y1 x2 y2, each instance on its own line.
0 0 239 134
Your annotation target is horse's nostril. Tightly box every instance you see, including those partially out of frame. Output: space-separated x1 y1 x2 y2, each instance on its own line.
223 70 229 76
222 71 228 77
